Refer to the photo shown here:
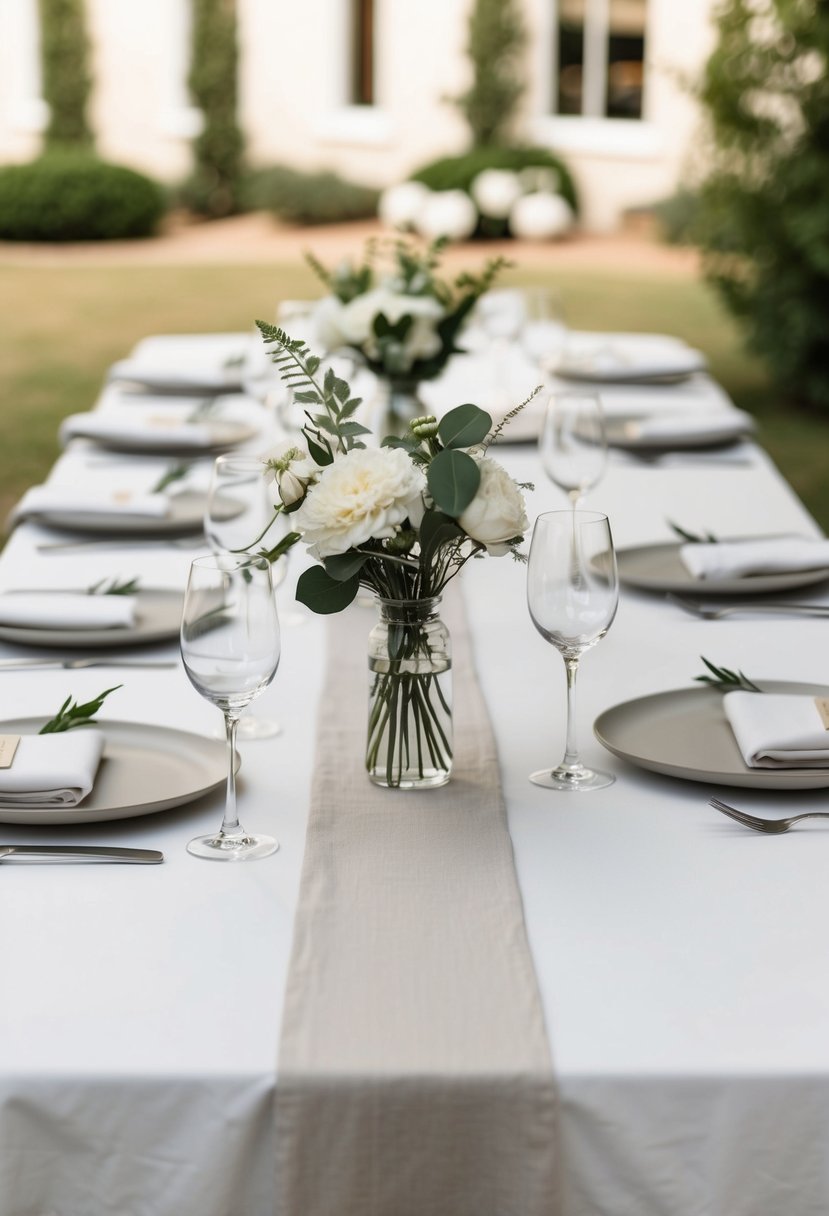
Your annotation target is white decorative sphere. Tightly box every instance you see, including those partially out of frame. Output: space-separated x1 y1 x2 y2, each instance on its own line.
509 192 574 240
470 168 523 219
415 189 478 243
378 180 431 231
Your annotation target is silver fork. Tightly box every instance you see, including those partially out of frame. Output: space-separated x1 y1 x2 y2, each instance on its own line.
709 796 829 834
0 658 176 670
668 594 829 620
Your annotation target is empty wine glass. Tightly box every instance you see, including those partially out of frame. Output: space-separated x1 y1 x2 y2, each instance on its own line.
521 286 568 366
181 555 281 859
527 510 619 791
206 455 287 738
540 392 607 508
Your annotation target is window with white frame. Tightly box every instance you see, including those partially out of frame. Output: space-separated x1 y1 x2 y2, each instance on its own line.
3 0 48 132
555 0 647 120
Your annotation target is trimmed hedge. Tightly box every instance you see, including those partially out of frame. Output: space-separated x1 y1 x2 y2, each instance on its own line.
243 166 379 226
0 153 166 241
411 146 579 238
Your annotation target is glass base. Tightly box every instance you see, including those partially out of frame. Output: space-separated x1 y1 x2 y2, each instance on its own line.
530 765 616 792
213 717 281 741
368 768 451 791
187 832 279 861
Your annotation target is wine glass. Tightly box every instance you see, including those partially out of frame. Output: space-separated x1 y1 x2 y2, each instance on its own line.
181 554 281 860
540 392 607 508
206 455 287 738
527 510 619 791
521 286 568 366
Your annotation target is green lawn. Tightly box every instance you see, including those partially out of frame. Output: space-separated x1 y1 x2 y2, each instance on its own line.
1 261 826 527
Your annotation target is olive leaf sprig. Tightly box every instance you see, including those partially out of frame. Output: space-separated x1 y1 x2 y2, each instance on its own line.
695 656 762 693
87 577 140 596
153 462 190 493
669 520 719 543
39 685 122 735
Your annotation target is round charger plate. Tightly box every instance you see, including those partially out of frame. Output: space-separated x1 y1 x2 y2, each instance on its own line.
0 718 234 825
615 538 829 597
71 418 258 455
28 489 240 537
0 588 183 649
557 367 697 385
594 680 829 790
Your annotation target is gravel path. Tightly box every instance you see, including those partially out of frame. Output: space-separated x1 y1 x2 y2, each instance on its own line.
0 211 698 276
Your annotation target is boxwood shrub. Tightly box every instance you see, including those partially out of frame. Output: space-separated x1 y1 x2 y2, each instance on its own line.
0 152 165 241
242 165 379 226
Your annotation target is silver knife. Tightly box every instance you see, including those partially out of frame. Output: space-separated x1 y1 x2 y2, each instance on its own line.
0 844 163 863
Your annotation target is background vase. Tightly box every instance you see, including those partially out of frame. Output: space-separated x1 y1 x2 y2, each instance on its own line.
367 596 452 789
375 376 424 437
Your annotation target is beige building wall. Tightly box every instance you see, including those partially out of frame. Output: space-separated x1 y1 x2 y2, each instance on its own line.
0 0 717 231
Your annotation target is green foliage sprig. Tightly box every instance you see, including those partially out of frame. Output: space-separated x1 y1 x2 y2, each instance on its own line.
152 463 189 493
39 685 122 734
695 656 762 693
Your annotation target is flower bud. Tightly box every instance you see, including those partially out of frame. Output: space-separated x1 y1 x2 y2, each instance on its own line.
410 414 439 439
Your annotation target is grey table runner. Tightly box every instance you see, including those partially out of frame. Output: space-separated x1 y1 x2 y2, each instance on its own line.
274 590 560 1216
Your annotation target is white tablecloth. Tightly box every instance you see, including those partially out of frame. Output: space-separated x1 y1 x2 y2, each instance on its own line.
2 337 829 1215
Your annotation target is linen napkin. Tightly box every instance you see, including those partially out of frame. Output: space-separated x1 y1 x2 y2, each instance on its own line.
60 412 215 450
0 731 105 805
680 537 829 581
14 485 170 520
0 593 137 630
725 692 829 768
622 410 755 447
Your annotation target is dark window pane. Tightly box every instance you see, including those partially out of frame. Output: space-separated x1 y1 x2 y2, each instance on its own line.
351 0 374 106
557 0 585 115
606 0 645 118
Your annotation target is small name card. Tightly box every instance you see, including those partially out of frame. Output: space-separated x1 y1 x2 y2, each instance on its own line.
815 698 829 730
0 734 21 768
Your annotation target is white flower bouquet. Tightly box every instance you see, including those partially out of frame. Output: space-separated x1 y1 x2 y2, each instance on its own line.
255 322 536 788
306 237 505 383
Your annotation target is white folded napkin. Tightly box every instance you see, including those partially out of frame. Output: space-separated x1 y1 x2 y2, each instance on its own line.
0 593 137 630
15 485 170 520
680 537 829 581
623 411 754 447
61 412 214 449
108 358 244 394
725 692 829 768
0 731 105 806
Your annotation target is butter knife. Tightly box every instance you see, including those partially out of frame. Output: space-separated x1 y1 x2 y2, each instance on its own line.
0 844 163 863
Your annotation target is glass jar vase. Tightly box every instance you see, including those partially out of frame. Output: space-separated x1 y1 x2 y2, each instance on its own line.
366 597 452 790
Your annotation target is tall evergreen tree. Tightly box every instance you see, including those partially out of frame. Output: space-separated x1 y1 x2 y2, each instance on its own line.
698 0 829 410
188 0 245 217
452 0 527 146
39 0 93 148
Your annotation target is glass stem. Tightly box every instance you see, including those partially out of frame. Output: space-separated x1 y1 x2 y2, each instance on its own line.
220 712 242 838
562 655 581 771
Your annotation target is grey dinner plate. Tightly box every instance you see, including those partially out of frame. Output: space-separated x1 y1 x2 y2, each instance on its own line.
27 489 240 537
594 680 829 790
69 418 258 455
0 718 232 825
616 538 829 597
601 415 749 451
0 588 183 649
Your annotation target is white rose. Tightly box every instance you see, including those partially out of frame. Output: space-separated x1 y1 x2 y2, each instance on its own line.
264 444 318 508
457 456 529 556
294 446 425 558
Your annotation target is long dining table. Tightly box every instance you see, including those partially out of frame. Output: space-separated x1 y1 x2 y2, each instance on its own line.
2 332 829 1216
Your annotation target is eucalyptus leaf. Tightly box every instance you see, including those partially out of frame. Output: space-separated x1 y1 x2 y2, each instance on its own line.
324 551 368 581
296 567 360 614
307 436 333 466
437 403 492 449
426 449 480 516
